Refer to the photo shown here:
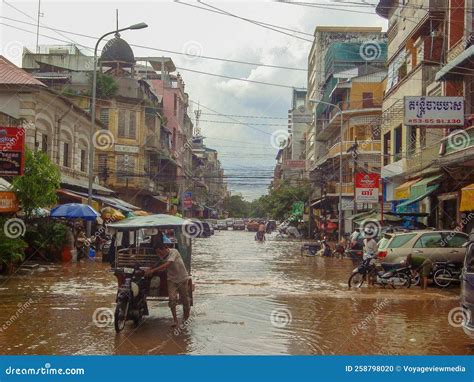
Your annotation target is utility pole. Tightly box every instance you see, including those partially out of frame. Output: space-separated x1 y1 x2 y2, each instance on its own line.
35 0 43 53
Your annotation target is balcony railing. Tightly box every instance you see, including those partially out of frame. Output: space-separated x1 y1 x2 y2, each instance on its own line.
406 143 440 173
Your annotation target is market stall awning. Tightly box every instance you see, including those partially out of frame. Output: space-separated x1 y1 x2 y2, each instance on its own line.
394 178 421 200
61 174 115 194
59 189 139 212
396 184 439 211
460 183 474 212
435 45 474 81
410 174 443 199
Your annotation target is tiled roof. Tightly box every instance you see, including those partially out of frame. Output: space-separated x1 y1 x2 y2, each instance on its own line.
0 55 45 87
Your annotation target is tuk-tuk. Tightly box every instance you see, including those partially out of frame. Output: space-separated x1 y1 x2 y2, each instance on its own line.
107 214 193 332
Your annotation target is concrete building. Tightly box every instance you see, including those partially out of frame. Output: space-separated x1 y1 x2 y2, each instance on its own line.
0 55 114 200
377 0 474 231
306 27 387 173
305 27 387 234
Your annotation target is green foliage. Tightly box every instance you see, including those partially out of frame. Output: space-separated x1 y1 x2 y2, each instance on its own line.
250 181 310 221
87 72 118 99
11 148 61 220
24 221 69 262
0 217 27 268
223 195 250 218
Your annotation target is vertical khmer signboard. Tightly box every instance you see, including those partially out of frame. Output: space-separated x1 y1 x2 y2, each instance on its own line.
0 126 25 176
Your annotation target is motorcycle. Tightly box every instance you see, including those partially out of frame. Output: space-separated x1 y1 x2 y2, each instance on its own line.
348 256 412 289
113 265 149 333
432 261 463 288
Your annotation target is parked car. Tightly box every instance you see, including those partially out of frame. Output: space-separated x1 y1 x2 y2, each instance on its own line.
379 230 469 264
461 231 474 338
226 218 234 228
233 219 245 230
217 220 228 230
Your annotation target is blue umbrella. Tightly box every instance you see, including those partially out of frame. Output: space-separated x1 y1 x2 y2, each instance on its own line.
50 203 100 221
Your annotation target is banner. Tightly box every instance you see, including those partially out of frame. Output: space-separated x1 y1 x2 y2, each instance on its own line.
183 191 193 209
404 96 464 126
355 173 380 203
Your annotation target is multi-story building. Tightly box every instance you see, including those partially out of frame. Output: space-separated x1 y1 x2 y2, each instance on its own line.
306 28 387 234
0 55 114 204
377 0 473 231
306 27 387 173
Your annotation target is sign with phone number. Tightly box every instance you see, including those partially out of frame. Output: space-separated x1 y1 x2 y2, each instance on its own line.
406 118 463 125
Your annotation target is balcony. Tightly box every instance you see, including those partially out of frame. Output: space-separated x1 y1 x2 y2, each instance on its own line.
406 143 440 174
315 140 381 167
145 134 160 151
327 181 354 196
319 101 382 140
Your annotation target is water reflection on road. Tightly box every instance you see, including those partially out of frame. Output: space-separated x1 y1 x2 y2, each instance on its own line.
0 230 472 355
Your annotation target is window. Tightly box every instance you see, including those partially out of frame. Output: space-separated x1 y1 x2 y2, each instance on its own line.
116 154 136 181
173 94 178 116
443 233 468 248
99 109 109 128
388 233 417 248
41 134 48 153
362 92 374 108
98 154 108 180
80 149 87 172
394 125 402 161
414 233 444 248
118 109 136 139
383 132 391 166
63 142 69 167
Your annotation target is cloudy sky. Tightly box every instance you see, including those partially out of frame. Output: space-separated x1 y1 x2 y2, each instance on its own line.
0 0 387 200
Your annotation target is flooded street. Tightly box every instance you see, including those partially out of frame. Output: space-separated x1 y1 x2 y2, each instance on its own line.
0 230 472 355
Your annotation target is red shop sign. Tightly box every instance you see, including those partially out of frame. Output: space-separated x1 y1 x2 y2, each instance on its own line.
355 173 380 189
0 126 25 176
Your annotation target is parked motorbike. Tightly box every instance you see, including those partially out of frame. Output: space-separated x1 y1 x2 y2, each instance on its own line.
113 265 149 333
348 256 412 289
432 261 463 288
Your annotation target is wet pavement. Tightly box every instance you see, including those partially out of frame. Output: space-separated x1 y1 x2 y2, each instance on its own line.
0 230 472 355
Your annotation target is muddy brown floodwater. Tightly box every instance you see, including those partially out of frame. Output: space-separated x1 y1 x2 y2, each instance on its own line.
0 230 472 355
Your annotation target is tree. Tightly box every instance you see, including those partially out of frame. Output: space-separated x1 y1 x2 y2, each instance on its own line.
87 72 118 99
11 148 61 220
250 181 310 221
223 194 250 218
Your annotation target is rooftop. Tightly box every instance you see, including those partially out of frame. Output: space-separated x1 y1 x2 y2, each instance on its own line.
0 56 46 87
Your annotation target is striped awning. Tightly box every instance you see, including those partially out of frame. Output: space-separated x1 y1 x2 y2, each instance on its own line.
394 178 420 200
